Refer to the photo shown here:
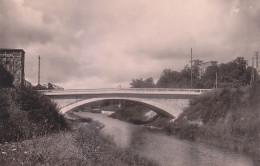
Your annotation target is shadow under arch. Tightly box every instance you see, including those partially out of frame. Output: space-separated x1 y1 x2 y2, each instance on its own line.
60 97 175 118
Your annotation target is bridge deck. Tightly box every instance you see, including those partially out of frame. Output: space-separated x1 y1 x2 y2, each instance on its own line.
40 88 211 96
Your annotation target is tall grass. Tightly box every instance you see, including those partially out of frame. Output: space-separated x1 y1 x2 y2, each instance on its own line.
165 82 260 157
0 87 68 143
0 121 159 166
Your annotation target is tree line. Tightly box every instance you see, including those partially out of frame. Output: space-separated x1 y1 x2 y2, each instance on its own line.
130 57 258 89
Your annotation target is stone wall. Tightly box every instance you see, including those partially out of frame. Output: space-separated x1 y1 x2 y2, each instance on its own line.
0 49 25 86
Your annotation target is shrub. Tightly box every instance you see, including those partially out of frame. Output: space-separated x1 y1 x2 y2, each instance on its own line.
0 87 68 143
168 82 260 156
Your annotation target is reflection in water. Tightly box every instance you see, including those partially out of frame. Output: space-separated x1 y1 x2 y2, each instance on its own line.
75 112 257 166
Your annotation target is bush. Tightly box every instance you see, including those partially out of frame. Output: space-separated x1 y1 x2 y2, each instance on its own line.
0 87 68 143
178 88 250 124
166 82 260 157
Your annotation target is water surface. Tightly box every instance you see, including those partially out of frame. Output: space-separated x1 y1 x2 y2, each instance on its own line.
75 112 257 166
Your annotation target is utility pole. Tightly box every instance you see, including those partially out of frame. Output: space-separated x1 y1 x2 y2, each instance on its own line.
216 72 218 89
190 48 193 89
251 57 255 85
255 51 259 76
38 55 41 85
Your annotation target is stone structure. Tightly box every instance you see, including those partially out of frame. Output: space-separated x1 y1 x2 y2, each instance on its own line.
0 49 25 86
199 61 217 78
192 59 203 67
192 59 217 78
42 88 210 117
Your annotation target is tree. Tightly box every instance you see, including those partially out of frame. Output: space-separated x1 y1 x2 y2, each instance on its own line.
130 56 253 89
218 57 249 87
157 69 181 88
180 65 200 88
144 77 155 88
201 65 219 88
0 64 13 88
130 77 155 88
130 78 144 88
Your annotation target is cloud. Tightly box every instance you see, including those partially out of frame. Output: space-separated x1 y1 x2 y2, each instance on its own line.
1 0 260 88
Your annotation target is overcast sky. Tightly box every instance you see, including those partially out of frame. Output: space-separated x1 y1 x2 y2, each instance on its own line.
0 0 260 89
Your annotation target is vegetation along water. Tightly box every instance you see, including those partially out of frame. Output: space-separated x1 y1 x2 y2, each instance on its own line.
0 64 158 166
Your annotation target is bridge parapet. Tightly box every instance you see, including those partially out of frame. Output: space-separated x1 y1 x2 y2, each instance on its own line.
39 88 211 95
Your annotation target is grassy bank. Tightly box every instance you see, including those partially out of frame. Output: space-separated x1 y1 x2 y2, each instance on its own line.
0 87 68 143
0 119 159 166
0 87 159 165
165 82 260 157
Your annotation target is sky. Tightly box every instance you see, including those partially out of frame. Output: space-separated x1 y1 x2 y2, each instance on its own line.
0 0 260 89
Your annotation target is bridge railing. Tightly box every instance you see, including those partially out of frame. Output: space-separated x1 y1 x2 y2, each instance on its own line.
38 88 212 94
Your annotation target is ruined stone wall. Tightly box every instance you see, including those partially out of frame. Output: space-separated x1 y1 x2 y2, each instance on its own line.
0 49 25 86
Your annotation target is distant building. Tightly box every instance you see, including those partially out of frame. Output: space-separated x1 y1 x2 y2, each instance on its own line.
192 59 217 78
199 61 218 78
192 59 203 67
0 49 25 86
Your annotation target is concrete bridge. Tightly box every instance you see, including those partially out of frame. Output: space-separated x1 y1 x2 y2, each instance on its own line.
41 88 211 118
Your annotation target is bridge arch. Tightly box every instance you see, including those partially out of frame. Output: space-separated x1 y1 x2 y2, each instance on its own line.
60 97 175 118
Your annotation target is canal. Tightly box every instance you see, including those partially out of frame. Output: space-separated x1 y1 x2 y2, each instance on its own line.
74 112 257 166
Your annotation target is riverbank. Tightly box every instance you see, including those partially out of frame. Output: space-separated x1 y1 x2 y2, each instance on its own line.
165 82 260 159
72 111 258 166
109 104 159 125
0 116 159 166
95 83 260 160
0 87 68 143
0 87 159 166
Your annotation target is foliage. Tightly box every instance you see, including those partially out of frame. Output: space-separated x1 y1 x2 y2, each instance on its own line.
130 57 256 89
0 64 13 88
32 84 48 90
0 87 68 143
200 65 219 88
0 122 159 166
217 57 252 87
178 88 248 124
165 82 260 157
130 77 155 88
32 83 62 90
157 69 182 88
109 104 157 125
